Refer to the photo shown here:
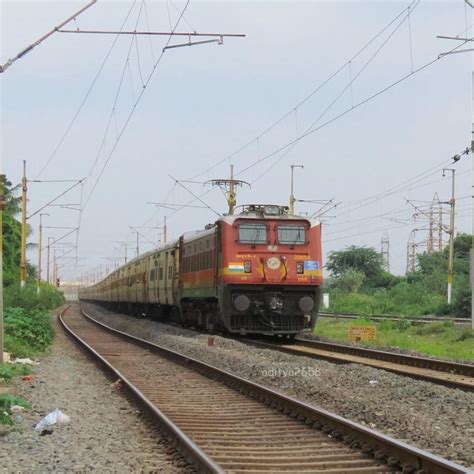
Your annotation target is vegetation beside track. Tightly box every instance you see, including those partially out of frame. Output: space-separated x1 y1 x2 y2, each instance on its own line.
325 234 472 318
2 176 64 358
1 176 64 426
314 317 474 361
0 394 30 426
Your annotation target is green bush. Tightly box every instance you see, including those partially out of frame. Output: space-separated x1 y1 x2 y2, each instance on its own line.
414 321 453 336
4 307 54 357
4 283 64 311
456 329 474 342
0 394 30 425
394 318 411 331
328 280 446 317
0 363 33 381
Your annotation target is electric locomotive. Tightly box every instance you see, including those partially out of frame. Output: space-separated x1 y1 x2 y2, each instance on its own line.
79 204 323 336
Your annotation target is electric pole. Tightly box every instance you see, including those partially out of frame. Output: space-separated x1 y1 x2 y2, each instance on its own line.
443 168 456 304
53 249 57 285
46 236 53 284
132 230 139 258
381 233 390 272
20 160 28 287
36 213 49 293
0 174 5 363
471 86 474 329
289 164 304 215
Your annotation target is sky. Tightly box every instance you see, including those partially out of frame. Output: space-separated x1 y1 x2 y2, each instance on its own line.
1 0 472 282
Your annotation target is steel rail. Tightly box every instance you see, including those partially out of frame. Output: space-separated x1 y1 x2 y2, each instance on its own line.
60 304 468 474
296 339 474 376
319 311 470 325
243 338 474 391
58 306 223 474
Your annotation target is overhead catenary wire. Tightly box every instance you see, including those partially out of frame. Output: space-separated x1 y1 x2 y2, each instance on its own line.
84 0 147 186
76 1 191 272
133 0 424 236
331 161 471 220
35 0 139 179
80 0 466 282
152 6 470 232
189 0 419 182
244 1 421 183
169 175 222 217
82 1 190 212
237 31 471 185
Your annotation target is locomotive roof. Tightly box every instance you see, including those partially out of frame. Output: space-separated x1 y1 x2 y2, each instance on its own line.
181 226 216 243
219 213 321 228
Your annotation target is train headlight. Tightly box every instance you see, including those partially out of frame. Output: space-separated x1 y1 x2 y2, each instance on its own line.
234 294 250 312
299 296 314 313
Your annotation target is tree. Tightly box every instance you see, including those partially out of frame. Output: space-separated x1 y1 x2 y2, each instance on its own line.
326 246 386 288
2 177 35 285
415 233 471 317
336 269 365 293
3 213 21 285
4 178 21 216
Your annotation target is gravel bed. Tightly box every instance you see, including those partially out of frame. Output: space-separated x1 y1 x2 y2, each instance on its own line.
1 309 185 473
84 303 474 469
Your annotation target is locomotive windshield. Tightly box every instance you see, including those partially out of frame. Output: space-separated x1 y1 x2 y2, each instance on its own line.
238 223 268 244
277 224 306 244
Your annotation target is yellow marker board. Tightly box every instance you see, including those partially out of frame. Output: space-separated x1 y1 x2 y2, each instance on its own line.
348 325 376 342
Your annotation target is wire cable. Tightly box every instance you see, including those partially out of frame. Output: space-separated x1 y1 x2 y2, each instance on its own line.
236 34 470 184
189 0 419 181
82 0 191 211
35 0 138 179
244 1 420 183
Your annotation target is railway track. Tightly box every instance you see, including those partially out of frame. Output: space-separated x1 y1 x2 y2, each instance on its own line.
318 312 470 326
59 304 468 473
244 338 474 391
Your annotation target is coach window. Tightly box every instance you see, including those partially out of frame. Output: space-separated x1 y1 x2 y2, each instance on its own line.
238 223 268 245
277 224 306 245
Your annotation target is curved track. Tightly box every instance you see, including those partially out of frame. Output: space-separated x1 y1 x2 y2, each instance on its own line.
60 304 468 473
243 338 474 391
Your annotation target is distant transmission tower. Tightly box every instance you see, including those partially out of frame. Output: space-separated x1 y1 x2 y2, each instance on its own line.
428 192 444 253
381 233 390 272
406 229 418 273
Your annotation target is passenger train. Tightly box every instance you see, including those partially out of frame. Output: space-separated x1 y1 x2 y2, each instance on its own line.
79 204 323 335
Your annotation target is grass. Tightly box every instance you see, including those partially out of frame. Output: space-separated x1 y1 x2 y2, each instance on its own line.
4 307 54 358
0 363 33 382
327 288 447 317
314 317 474 361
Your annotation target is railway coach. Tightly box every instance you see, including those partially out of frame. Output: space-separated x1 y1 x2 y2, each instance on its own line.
79 204 323 336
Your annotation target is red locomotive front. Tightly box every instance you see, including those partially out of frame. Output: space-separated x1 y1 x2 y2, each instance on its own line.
217 204 323 335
